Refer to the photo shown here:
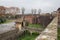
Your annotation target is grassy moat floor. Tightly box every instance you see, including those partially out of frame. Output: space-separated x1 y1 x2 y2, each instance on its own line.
18 31 39 40
18 24 43 40
28 24 43 28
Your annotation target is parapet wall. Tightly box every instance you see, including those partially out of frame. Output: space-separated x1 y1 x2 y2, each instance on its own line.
0 29 24 40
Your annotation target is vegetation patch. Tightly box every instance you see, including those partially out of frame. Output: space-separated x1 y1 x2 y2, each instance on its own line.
18 30 39 40
0 17 6 24
3 20 13 23
58 28 60 40
0 19 13 24
28 24 43 28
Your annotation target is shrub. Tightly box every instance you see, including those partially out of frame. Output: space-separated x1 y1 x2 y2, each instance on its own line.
0 17 6 24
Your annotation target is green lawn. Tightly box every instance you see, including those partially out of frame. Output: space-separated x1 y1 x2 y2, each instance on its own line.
18 31 39 40
28 24 43 28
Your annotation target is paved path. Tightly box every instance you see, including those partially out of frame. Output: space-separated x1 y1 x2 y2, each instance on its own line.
0 22 15 34
35 17 57 40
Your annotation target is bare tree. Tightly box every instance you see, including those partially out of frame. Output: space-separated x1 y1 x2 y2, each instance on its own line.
33 9 37 24
38 9 41 15
21 7 25 21
31 9 37 14
31 9 34 15
34 9 37 14
21 7 25 15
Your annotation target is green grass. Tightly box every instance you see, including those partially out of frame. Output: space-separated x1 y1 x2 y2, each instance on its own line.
18 31 39 40
4 20 13 23
58 36 60 40
3 20 14 24
58 28 60 35
58 28 60 40
28 24 43 28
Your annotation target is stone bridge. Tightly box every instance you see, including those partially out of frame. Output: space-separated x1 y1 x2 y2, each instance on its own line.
0 22 43 40
23 27 43 34
35 17 57 40
0 17 57 40
0 29 25 40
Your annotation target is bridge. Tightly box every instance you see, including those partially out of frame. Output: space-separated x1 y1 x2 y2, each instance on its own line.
0 16 57 40
0 21 43 40
23 27 44 34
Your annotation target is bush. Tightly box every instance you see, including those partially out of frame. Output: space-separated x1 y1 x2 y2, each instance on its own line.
24 30 30 35
32 32 39 35
0 17 6 24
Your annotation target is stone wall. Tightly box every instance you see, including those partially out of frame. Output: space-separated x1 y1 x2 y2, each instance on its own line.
0 29 24 40
35 17 57 40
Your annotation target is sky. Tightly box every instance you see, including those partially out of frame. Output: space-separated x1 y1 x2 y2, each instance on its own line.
0 0 60 13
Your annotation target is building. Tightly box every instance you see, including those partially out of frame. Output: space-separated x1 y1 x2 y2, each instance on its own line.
24 14 35 23
0 6 6 16
5 7 20 15
24 14 39 24
18 14 54 27
51 11 58 17
4 7 20 19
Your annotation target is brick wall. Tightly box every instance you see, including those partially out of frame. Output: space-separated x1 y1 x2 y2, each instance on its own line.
24 15 34 24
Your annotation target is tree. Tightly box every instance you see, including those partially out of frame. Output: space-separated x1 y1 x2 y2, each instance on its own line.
31 9 34 14
38 9 41 15
31 9 37 24
57 8 60 13
31 9 37 14
21 7 25 15
34 9 37 14
34 9 37 24
0 16 6 24
21 7 25 20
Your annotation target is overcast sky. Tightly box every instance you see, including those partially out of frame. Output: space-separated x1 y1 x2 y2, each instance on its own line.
0 0 60 13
